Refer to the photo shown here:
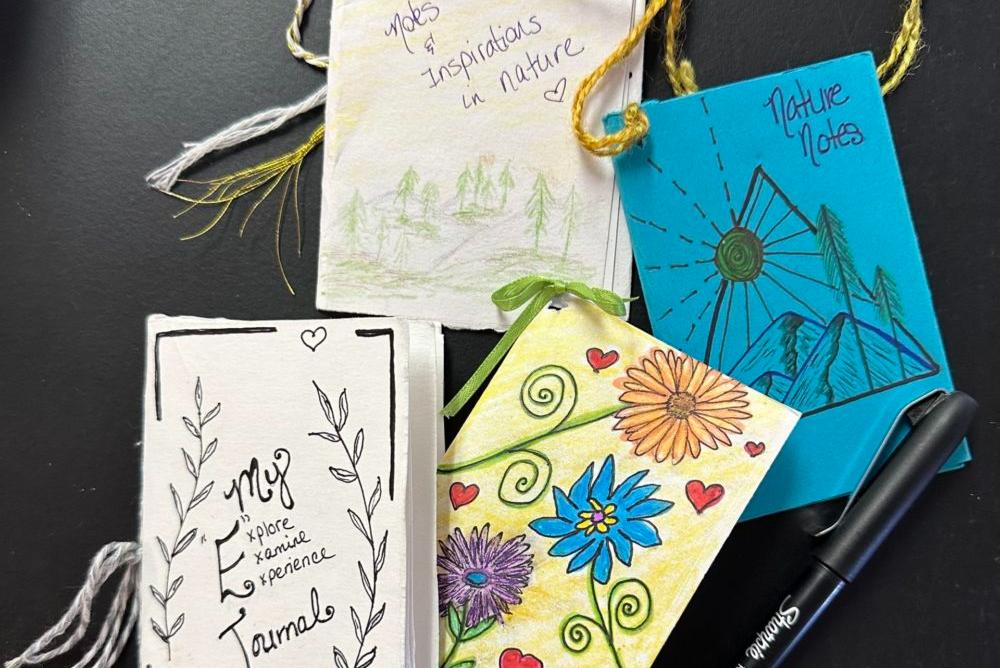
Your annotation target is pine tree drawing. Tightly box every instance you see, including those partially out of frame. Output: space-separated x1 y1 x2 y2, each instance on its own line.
420 181 440 221
375 215 389 262
815 205 874 390
456 164 473 214
473 161 487 209
525 172 555 251
395 230 411 266
561 185 581 259
480 176 497 210
341 189 366 250
395 167 420 214
499 162 515 209
873 264 907 379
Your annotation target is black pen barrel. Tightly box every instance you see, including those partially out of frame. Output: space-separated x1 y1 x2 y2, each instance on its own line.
814 391 977 582
735 563 845 667
734 391 977 668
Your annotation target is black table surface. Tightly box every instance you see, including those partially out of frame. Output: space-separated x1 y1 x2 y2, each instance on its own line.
2 2 997 666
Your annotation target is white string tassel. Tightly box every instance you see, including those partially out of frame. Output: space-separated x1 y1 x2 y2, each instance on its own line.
5 541 141 668
145 84 327 193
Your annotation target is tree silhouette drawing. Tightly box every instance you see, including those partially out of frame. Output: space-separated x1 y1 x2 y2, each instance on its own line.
498 162 515 209
341 189 366 250
873 264 907 379
375 215 389 262
395 167 420 213
525 173 555 251
815 205 874 390
473 160 487 209
561 185 581 259
420 181 440 221
480 175 496 210
456 164 473 214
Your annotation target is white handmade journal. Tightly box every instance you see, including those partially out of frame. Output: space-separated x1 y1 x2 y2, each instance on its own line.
138 316 443 667
317 0 646 329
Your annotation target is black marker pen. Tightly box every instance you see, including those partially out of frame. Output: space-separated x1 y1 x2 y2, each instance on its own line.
735 391 977 667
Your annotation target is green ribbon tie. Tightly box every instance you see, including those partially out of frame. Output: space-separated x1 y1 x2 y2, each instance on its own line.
441 275 630 418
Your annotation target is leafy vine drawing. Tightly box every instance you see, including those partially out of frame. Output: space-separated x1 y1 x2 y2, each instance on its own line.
309 382 386 668
150 377 220 659
437 365 625 508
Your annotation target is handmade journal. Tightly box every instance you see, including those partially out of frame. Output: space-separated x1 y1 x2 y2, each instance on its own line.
139 316 443 667
607 52 969 519
317 0 646 330
436 300 800 666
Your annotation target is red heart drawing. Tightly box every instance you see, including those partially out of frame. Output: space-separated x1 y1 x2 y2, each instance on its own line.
499 648 543 668
685 480 725 514
449 482 479 510
586 347 620 372
744 441 766 457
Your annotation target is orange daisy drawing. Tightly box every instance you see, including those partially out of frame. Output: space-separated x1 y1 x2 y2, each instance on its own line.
613 349 751 464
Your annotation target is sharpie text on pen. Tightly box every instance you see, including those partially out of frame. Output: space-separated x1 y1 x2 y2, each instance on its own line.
738 596 801 665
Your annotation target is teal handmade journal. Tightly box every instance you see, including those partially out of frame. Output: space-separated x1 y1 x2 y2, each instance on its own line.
607 53 969 519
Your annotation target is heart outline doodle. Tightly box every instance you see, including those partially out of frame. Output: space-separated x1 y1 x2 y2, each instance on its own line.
300 327 327 352
685 480 725 514
543 77 567 103
586 347 619 372
499 648 543 668
744 441 766 457
449 482 479 510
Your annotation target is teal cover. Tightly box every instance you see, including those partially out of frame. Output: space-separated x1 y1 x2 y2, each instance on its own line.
606 53 969 519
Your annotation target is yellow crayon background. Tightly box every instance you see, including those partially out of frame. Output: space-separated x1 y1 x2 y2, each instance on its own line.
437 301 800 667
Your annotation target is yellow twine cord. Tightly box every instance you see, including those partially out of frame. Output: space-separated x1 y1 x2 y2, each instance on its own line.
665 0 699 96
875 0 925 95
575 0 925 157
572 0 667 157
286 0 329 70
169 124 325 295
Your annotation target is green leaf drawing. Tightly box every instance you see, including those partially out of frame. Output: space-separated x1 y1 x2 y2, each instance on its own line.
462 617 495 641
447 606 462 639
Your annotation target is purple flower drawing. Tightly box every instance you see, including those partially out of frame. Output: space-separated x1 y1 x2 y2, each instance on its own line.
437 524 533 628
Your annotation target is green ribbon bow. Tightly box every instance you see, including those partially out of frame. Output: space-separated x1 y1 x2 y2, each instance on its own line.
442 275 631 418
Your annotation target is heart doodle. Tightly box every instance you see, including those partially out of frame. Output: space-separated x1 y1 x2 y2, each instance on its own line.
449 482 479 510
300 327 327 352
744 441 766 457
499 648 543 668
543 77 567 103
586 347 620 372
685 480 725 514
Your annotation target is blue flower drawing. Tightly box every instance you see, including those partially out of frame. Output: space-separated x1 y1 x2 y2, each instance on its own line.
529 455 672 584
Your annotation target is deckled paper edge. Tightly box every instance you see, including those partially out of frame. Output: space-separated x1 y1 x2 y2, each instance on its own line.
314 2 646 331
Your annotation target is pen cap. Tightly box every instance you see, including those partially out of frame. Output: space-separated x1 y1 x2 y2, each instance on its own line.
814 391 977 582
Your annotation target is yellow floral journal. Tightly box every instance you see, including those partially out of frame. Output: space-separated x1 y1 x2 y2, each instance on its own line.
436 300 800 667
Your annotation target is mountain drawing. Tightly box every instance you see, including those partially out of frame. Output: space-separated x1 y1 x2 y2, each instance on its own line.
730 311 939 415
620 159 943 416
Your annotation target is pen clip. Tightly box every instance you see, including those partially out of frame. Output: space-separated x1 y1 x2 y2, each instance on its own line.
813 388 948 537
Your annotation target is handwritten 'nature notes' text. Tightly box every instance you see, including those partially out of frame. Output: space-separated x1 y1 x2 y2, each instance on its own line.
319 0 646 330
139 316 444 667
